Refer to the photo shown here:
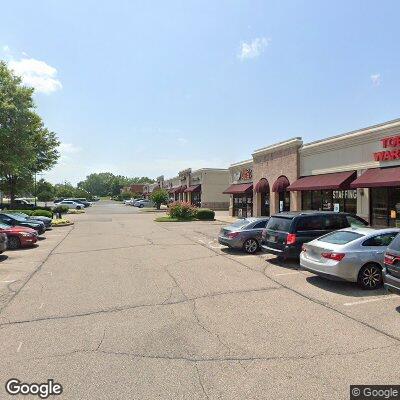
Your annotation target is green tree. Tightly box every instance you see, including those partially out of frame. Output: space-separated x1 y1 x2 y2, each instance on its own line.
0 61 59 204
36 179 55 205
150 189 169 210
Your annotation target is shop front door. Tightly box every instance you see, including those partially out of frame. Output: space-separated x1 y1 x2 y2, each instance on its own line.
260 192 270 216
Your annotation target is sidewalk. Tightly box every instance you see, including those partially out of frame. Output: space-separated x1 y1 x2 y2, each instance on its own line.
214 210 238 224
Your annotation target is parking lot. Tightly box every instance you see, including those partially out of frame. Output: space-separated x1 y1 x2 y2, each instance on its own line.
1 200 400 399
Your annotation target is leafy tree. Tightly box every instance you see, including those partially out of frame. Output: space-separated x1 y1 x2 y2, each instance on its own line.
0 61 59 204
150 189 169 210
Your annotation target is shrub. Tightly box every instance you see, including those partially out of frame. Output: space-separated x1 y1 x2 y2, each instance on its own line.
32 209 53 218
67 209 85 214
195 208 215 220
168 201 197 219
52 218 72 226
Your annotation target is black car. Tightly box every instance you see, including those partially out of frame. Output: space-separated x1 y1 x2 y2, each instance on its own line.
14 212 52 229
383 233 400 295
261 211 368 259
0 213 46 235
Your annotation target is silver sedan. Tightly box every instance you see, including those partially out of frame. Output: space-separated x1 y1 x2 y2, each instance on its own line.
300 227 400 289
218 217 269 254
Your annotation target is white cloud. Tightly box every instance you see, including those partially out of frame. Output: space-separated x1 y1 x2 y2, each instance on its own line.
2 45 10 52
59 142 82 155
9 58 62 94
238 37 270 60
370 73 381 86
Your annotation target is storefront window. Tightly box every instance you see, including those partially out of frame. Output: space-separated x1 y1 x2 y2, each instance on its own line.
260 192 270 216
233 194 253 218
302 190 357 213
371 187 400 228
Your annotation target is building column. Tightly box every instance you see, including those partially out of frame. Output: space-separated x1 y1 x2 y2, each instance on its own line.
291 191 301 211
253 192 262 217
271 191 279 214
229 195 234 216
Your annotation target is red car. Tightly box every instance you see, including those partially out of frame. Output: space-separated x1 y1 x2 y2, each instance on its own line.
0 222 38 249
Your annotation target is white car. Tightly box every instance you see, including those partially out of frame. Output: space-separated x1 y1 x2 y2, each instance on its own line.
54 200 84 210
133 199 153 208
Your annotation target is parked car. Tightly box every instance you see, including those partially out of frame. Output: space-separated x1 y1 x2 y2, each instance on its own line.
133 199 153 208
0 222 37 249
218 217 270 254
383 233 400 295
13 212 52 229
0 213 46 235
54 200 84 210
300 227 399 289
124 198 138 205
261 211 369 259
65 198 92 207
0 232 7 253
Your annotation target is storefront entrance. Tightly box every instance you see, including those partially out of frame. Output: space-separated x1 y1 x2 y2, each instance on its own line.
191 191 201 207
233 194 253 218
370 187 400 228
260 192 270 216
278 190 290 212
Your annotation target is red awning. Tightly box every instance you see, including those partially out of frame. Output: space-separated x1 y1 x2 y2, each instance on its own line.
350 167 400 188
184 184 201 193
287 171 356 191
254 179 269 193
272 176 290 192
178 185 187 193
223 183 253 194
168 186 179 194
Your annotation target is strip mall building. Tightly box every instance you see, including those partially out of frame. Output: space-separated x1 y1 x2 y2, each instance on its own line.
224 118 400 228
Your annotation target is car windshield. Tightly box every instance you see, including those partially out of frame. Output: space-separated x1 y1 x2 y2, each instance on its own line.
230 219 251 229
3 213 24 222
0 222 11 229
266 217 292 232
318 230 364 245
387 233 400 251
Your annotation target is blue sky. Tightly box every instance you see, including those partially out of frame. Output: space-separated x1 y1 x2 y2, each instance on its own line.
1 0 400 184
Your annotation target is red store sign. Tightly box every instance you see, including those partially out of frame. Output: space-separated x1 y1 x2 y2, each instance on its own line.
373 136 400 161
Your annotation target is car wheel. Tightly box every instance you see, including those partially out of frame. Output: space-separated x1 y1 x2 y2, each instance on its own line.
139 204 144 208
77 206 82 210
358 263 383 290
8 236 21 250
243 238 259 254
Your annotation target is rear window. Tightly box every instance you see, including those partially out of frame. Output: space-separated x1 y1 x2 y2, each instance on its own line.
318 230 363 245
267 217 292 232
388 233 400 251
230 219 251 229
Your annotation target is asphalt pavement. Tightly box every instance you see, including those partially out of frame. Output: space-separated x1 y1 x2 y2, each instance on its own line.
1 201 400 399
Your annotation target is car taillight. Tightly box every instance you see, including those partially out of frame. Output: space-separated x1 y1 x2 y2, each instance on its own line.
228 232 240 239
321 252 345 261
384 254 396 265
286 233 296 245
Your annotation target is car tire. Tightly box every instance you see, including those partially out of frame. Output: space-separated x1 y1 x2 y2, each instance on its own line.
8 236 21 250
243 238 259 254
139 204 144 208
357 263 383 290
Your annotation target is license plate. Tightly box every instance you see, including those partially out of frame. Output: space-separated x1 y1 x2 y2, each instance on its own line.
269 236 277 243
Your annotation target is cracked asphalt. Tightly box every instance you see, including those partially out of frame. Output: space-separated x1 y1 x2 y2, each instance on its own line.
1 201 400 399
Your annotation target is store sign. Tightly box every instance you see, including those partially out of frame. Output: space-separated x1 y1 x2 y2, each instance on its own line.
332 190 357 200
374 135 400 161
233 168 253 182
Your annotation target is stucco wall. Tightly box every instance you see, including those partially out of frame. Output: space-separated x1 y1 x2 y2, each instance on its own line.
227 160 253 216
300 119 400 221
200 169 230 210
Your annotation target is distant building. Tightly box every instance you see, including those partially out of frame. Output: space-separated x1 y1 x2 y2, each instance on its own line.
120 184 146 195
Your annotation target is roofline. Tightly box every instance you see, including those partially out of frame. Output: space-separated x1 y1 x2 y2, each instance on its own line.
229 159 253 168
252 137 303 156
303 117 400 149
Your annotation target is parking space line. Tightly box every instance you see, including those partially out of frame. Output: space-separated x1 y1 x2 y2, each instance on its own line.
343 295 399 306
17 342 23 352
39 303 44 309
